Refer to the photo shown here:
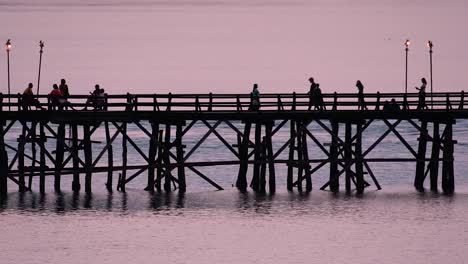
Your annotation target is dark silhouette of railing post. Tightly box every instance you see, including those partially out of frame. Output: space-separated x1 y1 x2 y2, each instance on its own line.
459 91 464 110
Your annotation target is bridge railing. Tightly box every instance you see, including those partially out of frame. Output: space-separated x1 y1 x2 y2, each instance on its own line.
0 91 465 112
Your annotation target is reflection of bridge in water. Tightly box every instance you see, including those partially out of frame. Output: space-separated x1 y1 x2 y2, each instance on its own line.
0 91 464 195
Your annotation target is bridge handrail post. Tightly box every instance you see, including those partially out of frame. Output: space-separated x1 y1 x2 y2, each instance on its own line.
125 93 133 111
104 93 109 111
236 95 241 112
166 93 172 111
403 93 409 111
446 93 452 111
195 96 201 112
208 92 213 112
459 90 464 110
133 96 138 111
375 92 381 111
153 94 160 111
332 92 337 111
277 94 283 111
292 92 296 111
17 93 23 112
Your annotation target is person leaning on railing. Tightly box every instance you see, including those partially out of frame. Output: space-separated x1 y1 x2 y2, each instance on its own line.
416 78 427 110
356 80 368 110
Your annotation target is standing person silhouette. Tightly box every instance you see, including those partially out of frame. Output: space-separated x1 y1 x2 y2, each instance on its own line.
315 83 325 111
416 78 427 110
250 83 260 111
307 77 317 110
59 79 70 99
356 80 367 110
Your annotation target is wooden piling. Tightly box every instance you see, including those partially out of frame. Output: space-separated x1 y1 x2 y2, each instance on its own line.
287 120 296 191
163 123 172 192
155 130 163 192
236 121 251 191
54 123 65 192
104 121 113 191
145 122 159 192
28 122 37 190
259 137 267 193
345 122 352 192
265 122 276 193
301 122 312 192
329 120 340 192
18 124 26 192
0 122 8 195
251 123 262 191
414 120 427 190
430 122 440 191
296 121 303 192
176 124 186 193
83 124 93 193
39 123 46 193
442 122 455 193
355 122 364 194
120 122 128 192
71 124 81 192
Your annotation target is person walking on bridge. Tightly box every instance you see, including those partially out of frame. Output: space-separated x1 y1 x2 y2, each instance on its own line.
356 80 367 110
307 77 317 110
416 78 427 110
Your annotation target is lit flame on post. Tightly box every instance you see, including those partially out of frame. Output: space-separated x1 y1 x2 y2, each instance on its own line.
427 40 433 49
405 39 410 47
5 39 12 51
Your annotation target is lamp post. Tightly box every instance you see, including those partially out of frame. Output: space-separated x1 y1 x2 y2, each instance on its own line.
427 40 433 109
5 39 12 110
37 40 44 97
405 39 410 94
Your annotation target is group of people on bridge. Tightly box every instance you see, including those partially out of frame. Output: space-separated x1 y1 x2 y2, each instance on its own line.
18 76 430 111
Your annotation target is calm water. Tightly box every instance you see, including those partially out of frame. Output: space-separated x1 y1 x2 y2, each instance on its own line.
2 1 468 263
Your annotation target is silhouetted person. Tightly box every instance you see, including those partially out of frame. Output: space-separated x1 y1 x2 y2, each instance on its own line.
250 83 260 111
307 77 317 110
22 83 44 110
59 79 70 99
356 80 367 110
49 84 73 110
416 78 427 110
85 84 104 110
314 83 325 110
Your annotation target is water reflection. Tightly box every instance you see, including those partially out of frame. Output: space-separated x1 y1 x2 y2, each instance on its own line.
0 189 464 218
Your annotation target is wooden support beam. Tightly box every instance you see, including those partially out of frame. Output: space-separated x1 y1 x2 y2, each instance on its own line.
145 122 159 192
301 121 312 192
259 137 267 193
156 130 163 192
442 122 454 193
265 122 276 193
83 124 93 193
39 123 46 193
163 123 172 192
54 123 65 192
430 122 440 192
120 122 128 192
414 121 427 190
296 121 304 192
355 122 364 194
71 124 81 192
329 120 340 192
105 121 113 191
345 122 352 192
0 123 8 195
251 123 262 191
176 124 186 193
18 125 26 192
287 120 296 191
236 122 251 191
187 166 224 191
28 122 37 190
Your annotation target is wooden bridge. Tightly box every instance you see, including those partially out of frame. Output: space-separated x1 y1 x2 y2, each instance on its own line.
0 91 465 195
